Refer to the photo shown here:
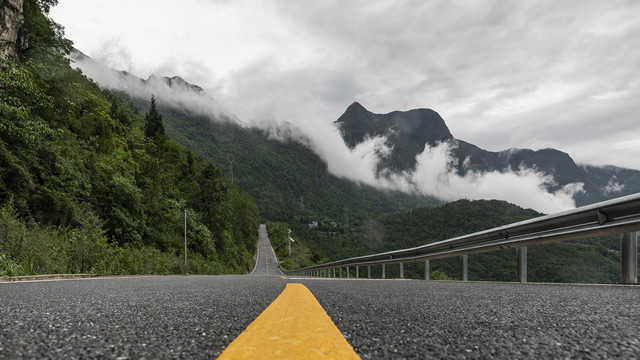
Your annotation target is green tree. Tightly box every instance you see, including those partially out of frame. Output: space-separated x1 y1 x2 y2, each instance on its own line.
144 96 164 138
20 0 72 59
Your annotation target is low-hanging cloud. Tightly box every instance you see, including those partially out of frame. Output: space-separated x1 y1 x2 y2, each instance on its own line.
283 109 582 214
408 142 583 213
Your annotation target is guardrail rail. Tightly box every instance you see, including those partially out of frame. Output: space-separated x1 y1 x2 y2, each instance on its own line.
283 193 640 284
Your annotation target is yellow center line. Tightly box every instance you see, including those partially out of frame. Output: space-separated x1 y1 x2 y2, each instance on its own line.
217 283 360 359
263 237 268 275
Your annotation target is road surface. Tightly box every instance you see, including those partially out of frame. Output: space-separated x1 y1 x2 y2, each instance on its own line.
1 225 639 358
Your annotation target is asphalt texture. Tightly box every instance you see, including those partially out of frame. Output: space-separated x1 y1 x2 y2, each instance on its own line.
301 279 640 359
1 225 638 359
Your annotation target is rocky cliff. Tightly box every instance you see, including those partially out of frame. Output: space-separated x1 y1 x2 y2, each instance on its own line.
0 0 24 62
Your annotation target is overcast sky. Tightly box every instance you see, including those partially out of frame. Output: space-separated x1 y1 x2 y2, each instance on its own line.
50 0 640 171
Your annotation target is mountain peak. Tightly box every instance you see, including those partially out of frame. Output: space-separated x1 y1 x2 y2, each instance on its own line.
145 75 206 95
336 103 454 171
336 103 453 148
345 101 369 113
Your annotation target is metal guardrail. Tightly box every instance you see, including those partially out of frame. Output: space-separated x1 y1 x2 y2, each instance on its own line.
284 193 640 284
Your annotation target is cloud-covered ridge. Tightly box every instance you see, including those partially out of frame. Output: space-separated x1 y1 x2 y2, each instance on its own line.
70 53 583 214
70 50 237 124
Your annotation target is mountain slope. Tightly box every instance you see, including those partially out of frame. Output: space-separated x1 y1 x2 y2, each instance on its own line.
149 102 439 223
69 52 440 227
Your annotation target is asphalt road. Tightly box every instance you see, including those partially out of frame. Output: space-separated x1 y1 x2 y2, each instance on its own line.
1 226 639 359
249 224 283 277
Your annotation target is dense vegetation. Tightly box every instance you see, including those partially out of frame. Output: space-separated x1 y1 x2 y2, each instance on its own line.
0 0 259 276
350 199 620 283
265 221 323 271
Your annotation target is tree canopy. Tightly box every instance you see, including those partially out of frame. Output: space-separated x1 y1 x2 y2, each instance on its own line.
144 95 164 139
0 3 259 276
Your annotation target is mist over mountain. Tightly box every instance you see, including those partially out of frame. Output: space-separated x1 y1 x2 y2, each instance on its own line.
68 53 640 213
337 103 640 206
70 50 239 124
337 102 453 172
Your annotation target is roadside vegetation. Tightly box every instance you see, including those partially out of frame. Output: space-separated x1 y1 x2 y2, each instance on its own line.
0 0 258 276
266 221 324 271
295 199 621 283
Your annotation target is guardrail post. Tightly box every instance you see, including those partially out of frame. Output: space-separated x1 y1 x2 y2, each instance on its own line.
382 264 386 279
339 268 343 278
367 265 371 278
460 255 468 281
356 266 359 278
399 263 404 278
517 246 527 283
346 266 350 278
332 268 336 277
621 232 638 284
424 260 430 280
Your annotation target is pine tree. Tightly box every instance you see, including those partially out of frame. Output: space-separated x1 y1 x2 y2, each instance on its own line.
144 96 164 138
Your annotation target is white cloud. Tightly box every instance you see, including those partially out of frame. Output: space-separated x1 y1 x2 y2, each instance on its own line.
408 142 582 213
605 176 625 195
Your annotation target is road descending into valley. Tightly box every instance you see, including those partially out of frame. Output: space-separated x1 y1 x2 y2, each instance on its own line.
1 224 639 358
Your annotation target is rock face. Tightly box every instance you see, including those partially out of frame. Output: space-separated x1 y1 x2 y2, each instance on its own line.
0 0 24 62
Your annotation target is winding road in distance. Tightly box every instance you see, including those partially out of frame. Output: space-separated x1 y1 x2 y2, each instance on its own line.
1 224 639 358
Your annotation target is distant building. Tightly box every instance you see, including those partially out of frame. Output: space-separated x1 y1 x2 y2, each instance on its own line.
309 221 318 229
330 221 337 228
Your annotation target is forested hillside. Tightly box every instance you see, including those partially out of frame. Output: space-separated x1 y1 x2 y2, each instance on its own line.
0 0 258 276
142 100 439 224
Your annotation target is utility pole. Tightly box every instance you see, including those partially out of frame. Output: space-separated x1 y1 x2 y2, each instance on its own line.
184 209 188 266
287 229 295 255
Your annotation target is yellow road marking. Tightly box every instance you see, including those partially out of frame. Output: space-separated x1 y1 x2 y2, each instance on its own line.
217 283 360 359
280 276 288 279
264 236 269 275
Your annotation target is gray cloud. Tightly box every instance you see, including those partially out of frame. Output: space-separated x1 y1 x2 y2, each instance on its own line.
267 1 640 163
